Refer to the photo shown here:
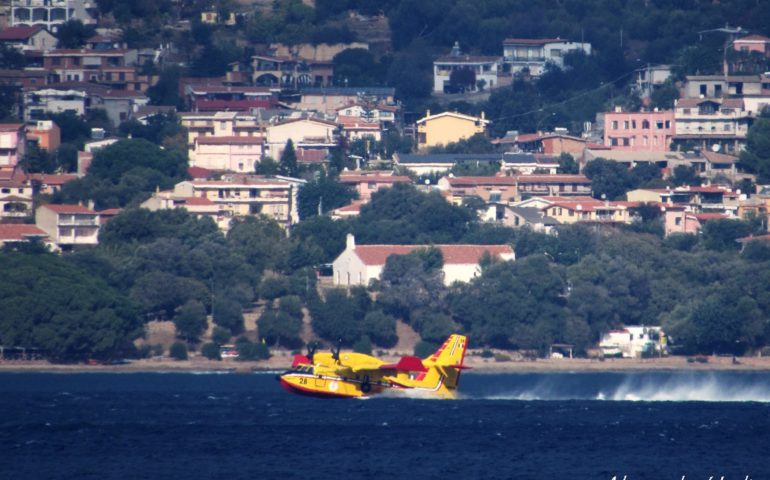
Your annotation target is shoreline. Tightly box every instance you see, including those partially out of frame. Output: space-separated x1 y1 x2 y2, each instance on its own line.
3 353 770 374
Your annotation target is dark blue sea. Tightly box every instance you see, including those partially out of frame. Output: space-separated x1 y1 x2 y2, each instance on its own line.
2 371 769 480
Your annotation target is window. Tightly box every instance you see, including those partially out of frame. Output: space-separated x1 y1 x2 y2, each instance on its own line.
715 85 722 96
683 109 691 114
700 84 707 95
623 120 630 129
632 120 637 129
643 136 648 146
724 124 732 131
72 57 80 66
610 138 618 146
656 122 664 129
1 188 9 194
675 217 682 226
611 121 618 129
642 120 650 129
52 58 61 66
665 121 671 129
622 138 630 146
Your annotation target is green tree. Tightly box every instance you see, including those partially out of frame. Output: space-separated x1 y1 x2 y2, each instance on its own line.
584 158 634 200
297 174 357 219
201 342 221 360
670 165 701 187
20 144 56 174
332 48 382 86
173 299 207 342
258 309 303 348
213 298 244 335
279 139 299 177
170 341 188 360
0 252 142 362
701 219 752 252
650 79 680 110
361 310 398 348
740 117 770 182
56 19 96 48
558 153 579 174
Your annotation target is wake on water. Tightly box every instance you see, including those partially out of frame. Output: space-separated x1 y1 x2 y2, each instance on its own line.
469 372 770 403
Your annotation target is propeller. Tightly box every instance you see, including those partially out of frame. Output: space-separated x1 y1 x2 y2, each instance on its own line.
331 338 342 362
306 341 318 364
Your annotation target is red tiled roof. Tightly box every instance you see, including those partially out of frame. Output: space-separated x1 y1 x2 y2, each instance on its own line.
194 99 275 111
98 208 122 215
196 135 264 145
447 174 590 186
0 224 47 241
41 204 96 214
701 150 738 165
0 25 45 41
353 244 514 266
0 123 24 132
29 173 77 185
737 234 770 243
188 166 213 179
183 197 216 206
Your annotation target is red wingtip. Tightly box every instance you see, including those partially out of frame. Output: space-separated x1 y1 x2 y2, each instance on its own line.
292 354 311 368
380 355 428 372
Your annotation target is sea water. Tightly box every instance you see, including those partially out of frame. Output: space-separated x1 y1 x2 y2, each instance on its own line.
1 371 769 479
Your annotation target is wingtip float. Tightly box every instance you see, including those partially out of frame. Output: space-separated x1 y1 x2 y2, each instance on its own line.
278 334 470 399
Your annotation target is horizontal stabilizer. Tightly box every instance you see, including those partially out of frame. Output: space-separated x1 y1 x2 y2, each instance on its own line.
380 356 428 372
292 354 311 368
448 364 472 370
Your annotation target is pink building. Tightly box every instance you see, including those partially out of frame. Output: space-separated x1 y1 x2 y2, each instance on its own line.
338 173 412 201
0 124 26 168
732 35 770 57
664 207 727 236
603 110 675 152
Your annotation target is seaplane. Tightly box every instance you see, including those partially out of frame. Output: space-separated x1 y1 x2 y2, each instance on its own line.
278 334 470 399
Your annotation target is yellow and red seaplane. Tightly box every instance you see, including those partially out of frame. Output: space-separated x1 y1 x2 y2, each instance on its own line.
278 334 470 399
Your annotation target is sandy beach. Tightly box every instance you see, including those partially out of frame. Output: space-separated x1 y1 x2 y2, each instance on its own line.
3 350 770 373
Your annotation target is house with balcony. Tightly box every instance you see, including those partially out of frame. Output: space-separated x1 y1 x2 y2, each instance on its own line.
43 48 139 84
672 97 753 154
433 42 503 93
0 25 55 52
251 53 332 89
0 168 33 220
415 111 489 151
180 111 267 158
183 82 279 113
338 172 412 201
498 131 590 156
500 152 559 175
332 234 515 287
265 117 338 162
682 74 765 98
437 174 592 205
35 203 100 247
167 174 306 230
480 204 558 233
541 198 638 225
11 0 96 32
393 153 502 176
603 108 675 151
296 87 396 115
193 136 265 173
502 38 591 77
29 173 76 194
663 207 729 236
0 123 26 168
335 103 397 125
24 82 148 126
141 191 221 229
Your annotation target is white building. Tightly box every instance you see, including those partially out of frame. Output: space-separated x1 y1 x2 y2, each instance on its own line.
11 0 97 32
265 117 337 161
599 326 666 358
35 203 100 247
332 234 515 287
502 38 592 77
433 42 502 93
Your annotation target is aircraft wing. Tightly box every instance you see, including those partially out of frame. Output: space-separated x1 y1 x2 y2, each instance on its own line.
335 356 427 374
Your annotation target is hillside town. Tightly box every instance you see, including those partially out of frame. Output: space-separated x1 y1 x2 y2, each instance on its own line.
1 0 770 365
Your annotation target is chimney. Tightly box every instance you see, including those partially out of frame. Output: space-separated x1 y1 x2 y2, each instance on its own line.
426 109 430 118
346 233 356 250
481 111 486 120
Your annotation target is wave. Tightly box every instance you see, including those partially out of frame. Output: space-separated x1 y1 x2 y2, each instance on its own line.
469 372 770 403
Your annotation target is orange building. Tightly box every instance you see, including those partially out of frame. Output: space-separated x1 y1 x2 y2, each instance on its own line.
26 120 60 152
